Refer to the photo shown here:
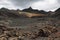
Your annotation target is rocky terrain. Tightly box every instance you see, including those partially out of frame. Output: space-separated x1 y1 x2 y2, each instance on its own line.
0 7 60 40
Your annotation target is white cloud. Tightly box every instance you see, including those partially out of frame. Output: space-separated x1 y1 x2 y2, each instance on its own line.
0 0 17 9
0 0 60 11
31 0 60 11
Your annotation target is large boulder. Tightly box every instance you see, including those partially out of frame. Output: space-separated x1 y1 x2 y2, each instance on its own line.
35 26 58 37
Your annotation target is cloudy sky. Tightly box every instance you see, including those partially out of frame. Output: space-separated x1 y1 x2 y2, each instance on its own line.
0 0 60 11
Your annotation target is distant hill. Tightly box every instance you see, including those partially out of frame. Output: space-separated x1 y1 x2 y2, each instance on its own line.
55 8 60 16
0 7 60 18
0 7 48 18
22 7 48 14
1 7 60 18
0 8 21 18
52 8 60 18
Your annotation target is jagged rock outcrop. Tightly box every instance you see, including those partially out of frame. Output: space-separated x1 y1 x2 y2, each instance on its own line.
22 7 48 14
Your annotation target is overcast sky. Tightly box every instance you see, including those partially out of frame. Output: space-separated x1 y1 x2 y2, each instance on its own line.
0 0 60 11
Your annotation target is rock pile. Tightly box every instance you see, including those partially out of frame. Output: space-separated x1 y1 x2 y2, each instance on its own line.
0 25 60 40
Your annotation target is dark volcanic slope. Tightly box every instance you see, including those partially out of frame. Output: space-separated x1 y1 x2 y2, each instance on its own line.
22 7 48 14
54 8 60 18
0 7 60 18
0 8 20 18
0 7 48 18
